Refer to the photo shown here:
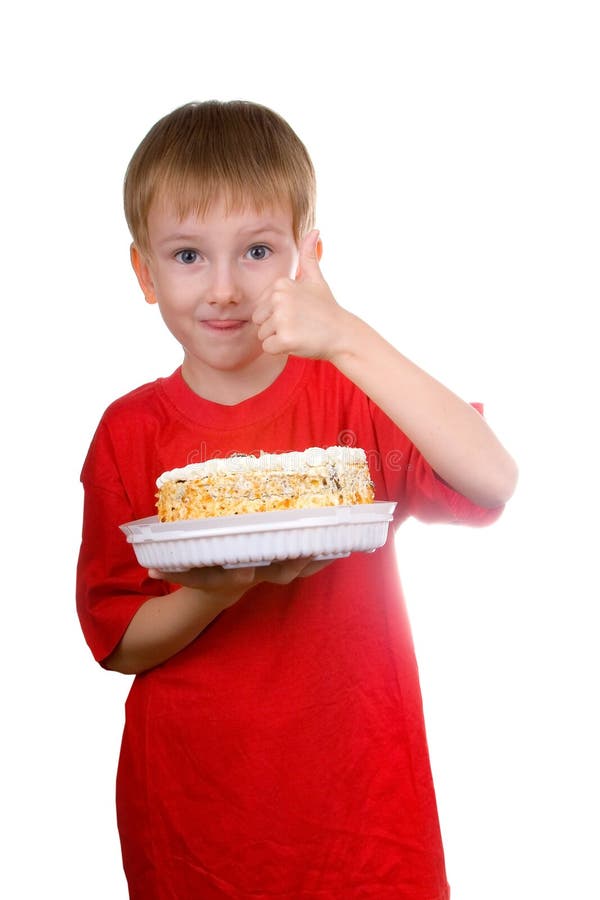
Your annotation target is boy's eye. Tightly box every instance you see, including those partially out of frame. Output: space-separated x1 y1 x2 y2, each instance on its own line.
246 245 271 261
175 249 199 264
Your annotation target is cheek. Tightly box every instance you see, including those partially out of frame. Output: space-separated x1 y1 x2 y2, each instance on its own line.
155 273 199 308
253 256 298 292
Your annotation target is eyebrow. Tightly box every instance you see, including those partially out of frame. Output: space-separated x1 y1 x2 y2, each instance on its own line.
237 223 290 237
157 224 290 246
157 234 202 246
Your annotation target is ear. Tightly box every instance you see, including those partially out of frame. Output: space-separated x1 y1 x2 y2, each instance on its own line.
130 243 157 305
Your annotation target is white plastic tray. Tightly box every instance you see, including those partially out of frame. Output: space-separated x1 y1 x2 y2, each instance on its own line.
120 502 396 571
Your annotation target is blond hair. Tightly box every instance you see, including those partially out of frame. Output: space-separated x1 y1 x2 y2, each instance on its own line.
124 100 316 254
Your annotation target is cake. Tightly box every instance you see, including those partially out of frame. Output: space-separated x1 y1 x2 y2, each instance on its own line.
156 446 375 522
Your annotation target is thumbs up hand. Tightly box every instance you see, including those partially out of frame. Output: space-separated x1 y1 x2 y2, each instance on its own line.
252 230 352 361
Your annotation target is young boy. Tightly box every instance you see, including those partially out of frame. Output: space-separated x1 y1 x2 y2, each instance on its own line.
77 100 517 899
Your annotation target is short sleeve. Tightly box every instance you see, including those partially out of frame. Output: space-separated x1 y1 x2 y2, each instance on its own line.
369 400 504 528
76 423 172 664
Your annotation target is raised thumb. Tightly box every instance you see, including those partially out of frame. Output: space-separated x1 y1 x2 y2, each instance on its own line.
296 229 322 281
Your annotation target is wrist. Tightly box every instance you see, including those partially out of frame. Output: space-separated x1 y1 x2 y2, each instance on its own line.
327 311 375 368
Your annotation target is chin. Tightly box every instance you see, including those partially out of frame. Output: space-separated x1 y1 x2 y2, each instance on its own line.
184 348 265 374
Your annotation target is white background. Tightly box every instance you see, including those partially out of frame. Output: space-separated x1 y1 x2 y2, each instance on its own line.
1 1 598 897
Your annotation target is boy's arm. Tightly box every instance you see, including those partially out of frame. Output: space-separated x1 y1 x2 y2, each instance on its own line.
253 232 517 510
103 558 328 674
327 319 516 510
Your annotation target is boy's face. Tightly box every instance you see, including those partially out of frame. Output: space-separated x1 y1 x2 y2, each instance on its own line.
132 195 300 390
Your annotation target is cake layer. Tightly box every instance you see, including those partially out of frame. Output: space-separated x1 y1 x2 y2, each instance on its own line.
156 446 375 522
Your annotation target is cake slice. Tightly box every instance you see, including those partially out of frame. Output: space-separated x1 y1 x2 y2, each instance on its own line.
156 446 375 522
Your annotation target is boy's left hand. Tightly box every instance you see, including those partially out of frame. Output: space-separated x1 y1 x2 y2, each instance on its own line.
252 230 351 360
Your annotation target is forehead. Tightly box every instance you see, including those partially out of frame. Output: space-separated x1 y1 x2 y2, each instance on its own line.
147 192 295 241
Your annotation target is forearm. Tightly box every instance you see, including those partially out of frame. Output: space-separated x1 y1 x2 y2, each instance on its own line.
331 313 518 509
103 585 240 675
102 558 328 675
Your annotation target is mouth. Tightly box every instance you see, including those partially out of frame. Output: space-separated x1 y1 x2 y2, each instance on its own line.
200 319 247 332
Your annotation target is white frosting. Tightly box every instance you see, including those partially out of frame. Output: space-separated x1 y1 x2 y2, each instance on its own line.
156 446 366 487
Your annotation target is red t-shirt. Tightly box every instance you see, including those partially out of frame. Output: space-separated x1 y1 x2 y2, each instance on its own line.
77 357 501 899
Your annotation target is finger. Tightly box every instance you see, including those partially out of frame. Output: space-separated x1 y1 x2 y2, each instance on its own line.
224 566 257 588
260 557 311 585
253 275 294 325
251 301 271 327
261 333 286 356
255 315 278 343
194 565 256 590
297 558 334 577
149 565 256 591
296 229 323 282
148 566 197 580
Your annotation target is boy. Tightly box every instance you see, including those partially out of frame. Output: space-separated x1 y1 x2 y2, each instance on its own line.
77 100 517 899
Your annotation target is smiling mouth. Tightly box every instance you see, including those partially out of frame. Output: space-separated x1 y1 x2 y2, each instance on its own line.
201 319 247 331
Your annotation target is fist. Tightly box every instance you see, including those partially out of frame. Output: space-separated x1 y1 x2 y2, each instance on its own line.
252 230 347 360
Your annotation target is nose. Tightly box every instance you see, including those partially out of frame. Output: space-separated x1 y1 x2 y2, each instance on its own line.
207 260 241 306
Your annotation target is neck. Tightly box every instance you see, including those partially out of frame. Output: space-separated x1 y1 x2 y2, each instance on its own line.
181 354 288 405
